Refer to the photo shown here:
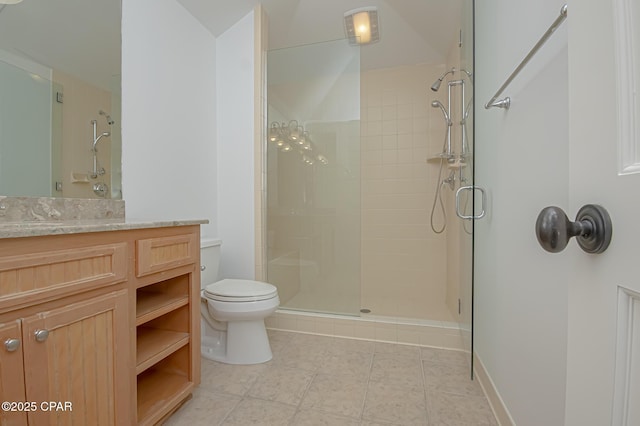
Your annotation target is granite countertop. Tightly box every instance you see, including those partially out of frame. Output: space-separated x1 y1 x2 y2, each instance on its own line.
0 196 208 239
0 218 209 239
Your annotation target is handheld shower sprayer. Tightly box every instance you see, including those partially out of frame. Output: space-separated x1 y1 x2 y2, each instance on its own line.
91 119 111 149
92 132 110 150
431 100 451 125
90 117 111 179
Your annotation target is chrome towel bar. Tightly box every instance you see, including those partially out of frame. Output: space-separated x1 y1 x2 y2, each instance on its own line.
484 4 568 110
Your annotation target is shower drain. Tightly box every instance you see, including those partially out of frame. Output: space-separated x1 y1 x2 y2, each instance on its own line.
360 308 371 314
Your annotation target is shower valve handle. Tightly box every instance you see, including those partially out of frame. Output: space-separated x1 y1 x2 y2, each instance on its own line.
535 204 612 254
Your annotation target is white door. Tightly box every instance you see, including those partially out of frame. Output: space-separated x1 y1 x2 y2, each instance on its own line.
566 1 640 425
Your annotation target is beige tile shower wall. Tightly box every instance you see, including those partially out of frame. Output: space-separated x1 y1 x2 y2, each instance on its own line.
360 64 453 321
53 70 111 199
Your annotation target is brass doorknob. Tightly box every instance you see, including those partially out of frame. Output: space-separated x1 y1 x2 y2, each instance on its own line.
535 204 612 253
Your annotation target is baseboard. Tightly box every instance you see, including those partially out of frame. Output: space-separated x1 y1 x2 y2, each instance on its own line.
473 352 516 426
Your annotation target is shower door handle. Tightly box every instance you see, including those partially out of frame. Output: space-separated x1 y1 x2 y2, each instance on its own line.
456 186 486 220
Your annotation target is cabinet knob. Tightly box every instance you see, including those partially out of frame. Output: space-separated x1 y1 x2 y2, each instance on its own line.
4 338 20 352
34 329 49 343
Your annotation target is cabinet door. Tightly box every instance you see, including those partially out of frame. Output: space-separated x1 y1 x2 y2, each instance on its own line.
22 290 130 426
0 320 27 426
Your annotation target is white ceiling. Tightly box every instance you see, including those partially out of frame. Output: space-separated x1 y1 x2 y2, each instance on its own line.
0 0 121 90
178 0 462 70
0 0 461 90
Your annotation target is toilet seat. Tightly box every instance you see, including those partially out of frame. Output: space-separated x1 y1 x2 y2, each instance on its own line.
204 279 278 302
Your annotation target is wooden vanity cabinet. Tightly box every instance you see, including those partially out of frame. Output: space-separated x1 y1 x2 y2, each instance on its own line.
0 319 27 425
0 224 201 426
0 236 131 426
0 290 129 426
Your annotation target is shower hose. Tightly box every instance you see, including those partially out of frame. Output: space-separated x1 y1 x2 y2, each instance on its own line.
430 131 449 234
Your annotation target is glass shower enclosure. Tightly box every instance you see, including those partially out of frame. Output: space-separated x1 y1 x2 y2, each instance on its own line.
266 39 361 316
264 0 474 379
0 59 59 196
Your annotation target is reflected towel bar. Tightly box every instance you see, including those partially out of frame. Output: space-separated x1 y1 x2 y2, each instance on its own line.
484 4 568 110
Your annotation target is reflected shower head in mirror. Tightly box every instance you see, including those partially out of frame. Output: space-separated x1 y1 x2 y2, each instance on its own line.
99 109 115 125
431 100 451 125
431 67 456 92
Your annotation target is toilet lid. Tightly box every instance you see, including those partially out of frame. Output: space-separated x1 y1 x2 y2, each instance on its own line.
204 279 278 302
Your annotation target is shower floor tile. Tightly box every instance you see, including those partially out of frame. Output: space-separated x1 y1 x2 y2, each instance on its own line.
165 330 498 425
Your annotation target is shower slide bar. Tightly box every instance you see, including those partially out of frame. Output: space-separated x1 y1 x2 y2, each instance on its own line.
484 4 567 110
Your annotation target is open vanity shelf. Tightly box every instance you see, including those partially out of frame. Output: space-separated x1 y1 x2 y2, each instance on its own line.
135 277 191 376
136 327 190 374
134 233 200 426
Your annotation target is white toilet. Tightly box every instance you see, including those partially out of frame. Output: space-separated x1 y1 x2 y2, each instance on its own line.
200 239 279 364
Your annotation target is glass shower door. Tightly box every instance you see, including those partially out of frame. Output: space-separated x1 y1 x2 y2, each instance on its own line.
266 39 361 316
455 0 475 374
0 59 52 196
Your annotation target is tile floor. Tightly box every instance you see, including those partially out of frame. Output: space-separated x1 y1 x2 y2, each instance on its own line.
165 330 498 426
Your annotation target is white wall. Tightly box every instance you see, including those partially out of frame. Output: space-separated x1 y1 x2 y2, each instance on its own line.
474 1 569 425
121 0 217 238
215 11 256 279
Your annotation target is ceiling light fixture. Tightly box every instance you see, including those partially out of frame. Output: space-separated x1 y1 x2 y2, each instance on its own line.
344 7 379 45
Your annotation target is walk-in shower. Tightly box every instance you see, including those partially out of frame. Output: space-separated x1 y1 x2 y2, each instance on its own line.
263 0 473 359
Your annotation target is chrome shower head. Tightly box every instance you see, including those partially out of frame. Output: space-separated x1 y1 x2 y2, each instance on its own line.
430 68 456 92
431 100 451 125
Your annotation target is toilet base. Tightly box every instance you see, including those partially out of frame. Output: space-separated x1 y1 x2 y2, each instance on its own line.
201 319 273 364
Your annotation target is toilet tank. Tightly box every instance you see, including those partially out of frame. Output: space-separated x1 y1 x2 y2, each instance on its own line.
200 238 222 288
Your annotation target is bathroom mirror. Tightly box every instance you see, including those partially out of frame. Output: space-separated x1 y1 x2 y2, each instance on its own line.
0 0 121 199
